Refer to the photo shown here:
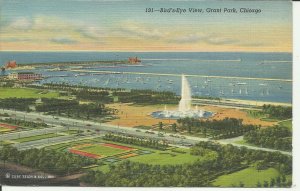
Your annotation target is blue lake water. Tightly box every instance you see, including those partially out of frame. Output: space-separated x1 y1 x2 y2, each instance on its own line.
0 52 292 103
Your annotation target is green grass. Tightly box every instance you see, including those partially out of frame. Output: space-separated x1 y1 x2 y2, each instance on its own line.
246 110 266 119
78 144 128 156
129 149 203 165
0 140 13 146
91 164 110 173
0 87 59 99
62 130 83 135
44 139 97 151
234 139 256 147
12 133 63 143
279 119 292 130
212 166 280 187
0 127 14 132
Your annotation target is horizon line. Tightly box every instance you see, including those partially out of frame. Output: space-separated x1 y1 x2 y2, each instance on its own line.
0 50 292 53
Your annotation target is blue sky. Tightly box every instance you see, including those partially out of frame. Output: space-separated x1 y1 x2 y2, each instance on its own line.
0 0 292 51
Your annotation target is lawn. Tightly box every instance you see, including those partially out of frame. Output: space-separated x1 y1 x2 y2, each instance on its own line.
91 164 110 173
212 166 280 187
0 87 59 99
278 119 292 130
0 127 14 132
12 133 63 143
78 144 129 156
44 138 99 151
129 149 201 165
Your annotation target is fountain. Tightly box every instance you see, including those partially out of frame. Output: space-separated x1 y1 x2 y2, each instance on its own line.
179 74 192 112
151 74 213 119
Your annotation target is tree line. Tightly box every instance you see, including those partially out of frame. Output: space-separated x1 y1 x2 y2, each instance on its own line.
177 117 260 139
0 98 36 112
0 118 48 129
244 125 292 151
112 89 179 105
262 104 292 119
35 98 116 120
103 133 168 150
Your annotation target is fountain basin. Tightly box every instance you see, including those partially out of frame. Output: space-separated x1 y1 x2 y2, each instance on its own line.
151 110 214 119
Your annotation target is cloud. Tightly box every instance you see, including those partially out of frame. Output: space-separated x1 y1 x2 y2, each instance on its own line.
77 26 104 40
169 34 204 44
9 17 32 30
239 42 266 47
50 37 77 44
119 22 167 40
205 37 239 45
169 33 239 46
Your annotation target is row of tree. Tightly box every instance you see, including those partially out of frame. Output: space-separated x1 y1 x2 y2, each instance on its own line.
0 118 48 129
103 133 168 150
262 104 292 119
74 90 113 103
0 98 36 112
113 89 179 105
244 125 292 151
177 117 260 139
35 98 116 119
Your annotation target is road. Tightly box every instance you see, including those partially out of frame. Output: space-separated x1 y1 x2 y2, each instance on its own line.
15 134 102 151
0 126 67 141
0 109 292 156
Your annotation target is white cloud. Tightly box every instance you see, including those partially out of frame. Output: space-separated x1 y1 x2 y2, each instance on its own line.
78 26 104 40
50 37 77 44
119 22 167 39
9 17 32 30
205 36 239 45
169 34 204 44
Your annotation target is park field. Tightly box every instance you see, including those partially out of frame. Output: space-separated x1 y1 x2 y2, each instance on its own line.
45 138 208 166
279 119 292 130
212 166 281 187
129 149 202 165
0 127 14 132
75 143 131 156
0 87 59 99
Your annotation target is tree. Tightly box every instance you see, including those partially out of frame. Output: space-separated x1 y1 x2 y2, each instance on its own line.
276 176 281 187
270 178 275 187
256 181 262 187
172 123 177 132
239 181 244 187
263 180 269 187
159 122 163 130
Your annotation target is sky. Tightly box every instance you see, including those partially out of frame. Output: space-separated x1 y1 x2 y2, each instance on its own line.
0 0 292 52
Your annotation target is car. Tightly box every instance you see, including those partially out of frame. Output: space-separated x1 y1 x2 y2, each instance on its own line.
135 129 141 132
180 136 186 139
86 124 92 126
158 133 164 137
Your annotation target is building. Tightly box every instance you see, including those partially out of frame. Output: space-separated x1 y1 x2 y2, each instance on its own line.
5 60 17 69
128 57 141 64
8 72 42 81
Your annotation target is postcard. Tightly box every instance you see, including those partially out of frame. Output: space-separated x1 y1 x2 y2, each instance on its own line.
0 0 293 188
